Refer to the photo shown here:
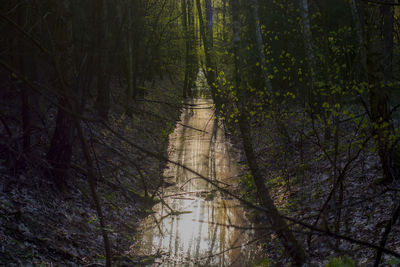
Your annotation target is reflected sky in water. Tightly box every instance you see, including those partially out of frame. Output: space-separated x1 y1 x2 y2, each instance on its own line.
134 97 256 266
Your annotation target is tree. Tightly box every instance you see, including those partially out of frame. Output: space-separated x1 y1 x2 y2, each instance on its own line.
299 0 317 106
46 0 77 188
94 0 111 119
196 0 219 105
364 1 399 182
231 0 307 265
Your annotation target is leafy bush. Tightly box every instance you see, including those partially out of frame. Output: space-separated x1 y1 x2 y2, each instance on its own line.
326 255 355 267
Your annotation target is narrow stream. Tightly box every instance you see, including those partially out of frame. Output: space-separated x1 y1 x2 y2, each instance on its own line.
134 73 256 266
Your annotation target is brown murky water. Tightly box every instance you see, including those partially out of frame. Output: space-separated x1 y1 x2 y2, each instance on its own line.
134 76 255 266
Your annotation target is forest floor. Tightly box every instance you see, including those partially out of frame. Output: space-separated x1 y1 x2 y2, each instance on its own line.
0 78 183 266
227 118 400 266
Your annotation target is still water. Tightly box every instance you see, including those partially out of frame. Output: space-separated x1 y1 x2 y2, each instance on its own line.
134 77 256 266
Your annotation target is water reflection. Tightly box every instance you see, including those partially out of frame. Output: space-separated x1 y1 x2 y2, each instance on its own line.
134 97 255 266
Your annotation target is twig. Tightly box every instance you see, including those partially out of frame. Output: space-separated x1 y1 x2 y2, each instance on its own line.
0 12 51 55
101 119 400 259
361 0 400 5
75 119 112 267
373 199 400 266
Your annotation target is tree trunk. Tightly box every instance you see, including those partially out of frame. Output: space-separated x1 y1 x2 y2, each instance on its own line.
47 99 75 187
249 0 291 144
299 0 317 106
238 116 307 266
250 0 273 94
350 0 368 80
47 0 76 189
181 0 190 98
187 0 197 96
365 2 398 182
126 2 136 116
94 0 110 119
75 120 112 267
16 1 33 154
196 0 218 103
382 0 394 80
231 0 307 265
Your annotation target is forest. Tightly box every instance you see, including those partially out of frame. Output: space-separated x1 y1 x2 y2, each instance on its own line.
0 0 400 266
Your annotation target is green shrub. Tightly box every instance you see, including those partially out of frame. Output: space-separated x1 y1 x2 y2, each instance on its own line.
326 255 355 267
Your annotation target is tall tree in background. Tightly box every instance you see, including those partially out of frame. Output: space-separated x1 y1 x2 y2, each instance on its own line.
17 1 34 154
382 0 394 81
46 0 77 188
196 0 219 105
181 0 196 98
250 0 273 94
187 0 198 95
231 0 307 265
94 0 110 119
350 0 367 79
125 1 136 115
300 0 317 107
364 1 399 182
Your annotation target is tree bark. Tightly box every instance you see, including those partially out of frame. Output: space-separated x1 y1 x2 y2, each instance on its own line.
187 0 197 95
181 0 190 98
373 200 400 266
299 0 317 106
94 0 110 119
196 0 218 104
365 2 398 182
231 0 307 265
126 2 136 116
382 0 394 80
47 0 76 189
238 116 307 266
350 0 368 80
75 120 112 267
16 1 35 154
250 0 273 94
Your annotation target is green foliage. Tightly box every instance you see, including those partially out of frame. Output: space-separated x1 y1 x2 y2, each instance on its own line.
252 258 270 267
389 257 400 266
239 171 257 203
87 215 99 224
205 191 216 201
326 255 355 267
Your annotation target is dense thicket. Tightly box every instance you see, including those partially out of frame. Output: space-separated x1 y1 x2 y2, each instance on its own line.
0 0 188 185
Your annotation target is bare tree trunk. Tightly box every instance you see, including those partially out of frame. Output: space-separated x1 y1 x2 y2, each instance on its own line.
231 0 306 265
222 0 227 41
299 0 317 105
250 0 273 94
350 0 368 80
238 117 307 266
126 2 135 116
196 0 218 103
21 86 31 153
47 0 76 189
382 0 394 80
365 2 398 182
249 0 291 144
181 0 190 98
16 1 33 154
75 120 112 267
187 0 197 96
94 0 110 119
373 200 400 266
